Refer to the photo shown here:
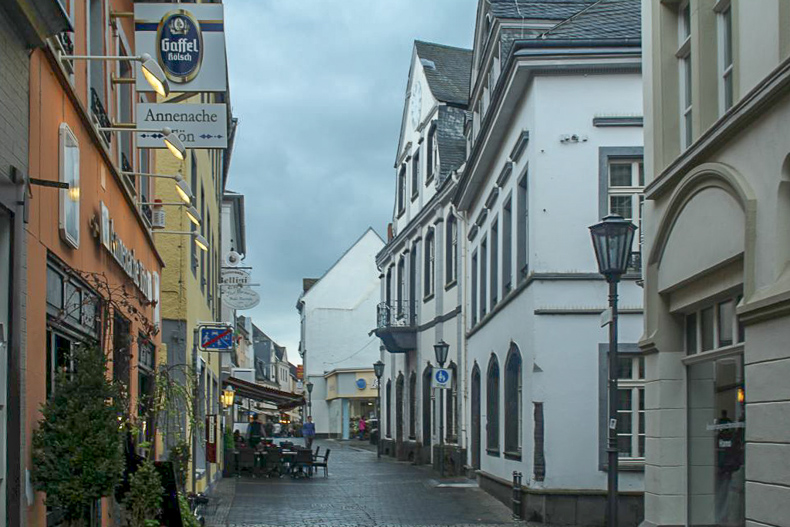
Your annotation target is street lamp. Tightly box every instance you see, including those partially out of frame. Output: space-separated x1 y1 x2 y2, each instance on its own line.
589 214 636 527
122 171 194 204
373 360 385 459
434 340 449 478
306 381 314 416
221 385 235 408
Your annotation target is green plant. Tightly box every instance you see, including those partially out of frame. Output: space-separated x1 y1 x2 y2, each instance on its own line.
224 426 235 451
124 459 164 527
31 346 125 526
178 493 200 527
167 440 191 492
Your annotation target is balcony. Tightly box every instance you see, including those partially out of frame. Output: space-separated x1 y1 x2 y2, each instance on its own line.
375 300 417 353
90 88 111 144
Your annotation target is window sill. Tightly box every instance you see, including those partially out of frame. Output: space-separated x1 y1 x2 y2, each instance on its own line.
411 193 419 202
423 293 435 303
444 279 457 291
503 451 522 461
486 449 500 457
425 174 434 186
602 460 645 472
397 209 405 219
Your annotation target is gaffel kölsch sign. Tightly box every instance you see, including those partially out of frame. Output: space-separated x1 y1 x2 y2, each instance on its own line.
135 3 227 92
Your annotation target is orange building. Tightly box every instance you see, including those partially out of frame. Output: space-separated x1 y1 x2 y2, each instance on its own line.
25 0 166 524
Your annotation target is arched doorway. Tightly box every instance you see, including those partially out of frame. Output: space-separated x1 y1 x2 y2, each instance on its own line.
471 364 481 470
395 373 404 444
422 366 432 446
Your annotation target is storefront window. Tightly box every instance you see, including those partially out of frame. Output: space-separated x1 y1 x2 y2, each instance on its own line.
688 355 745 526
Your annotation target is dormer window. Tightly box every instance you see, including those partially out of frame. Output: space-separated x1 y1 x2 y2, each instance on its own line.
426 124 437 184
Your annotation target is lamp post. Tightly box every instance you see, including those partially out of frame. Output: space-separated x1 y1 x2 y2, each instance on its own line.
373 360 385 459
589 214 636 527
434 340 449 478
306 381 314 416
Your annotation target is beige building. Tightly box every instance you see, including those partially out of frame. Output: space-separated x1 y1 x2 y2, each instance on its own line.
641 1 790 526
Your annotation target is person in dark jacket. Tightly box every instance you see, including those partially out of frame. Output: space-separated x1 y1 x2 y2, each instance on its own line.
248 415 263 448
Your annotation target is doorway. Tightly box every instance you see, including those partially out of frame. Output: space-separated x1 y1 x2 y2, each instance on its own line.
471 365 481 470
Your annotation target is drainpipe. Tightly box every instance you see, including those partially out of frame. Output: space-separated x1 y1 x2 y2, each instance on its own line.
456 206 469 454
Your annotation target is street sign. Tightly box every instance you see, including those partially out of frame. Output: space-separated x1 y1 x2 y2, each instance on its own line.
198 324 233 351
432 367 452 389
600 307 613 327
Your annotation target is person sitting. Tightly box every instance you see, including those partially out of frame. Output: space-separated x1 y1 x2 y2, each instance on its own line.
233 429 246 449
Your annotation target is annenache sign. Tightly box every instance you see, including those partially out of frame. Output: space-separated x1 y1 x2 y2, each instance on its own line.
137 103 227 149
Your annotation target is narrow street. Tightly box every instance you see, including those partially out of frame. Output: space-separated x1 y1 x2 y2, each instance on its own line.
205 440 526 527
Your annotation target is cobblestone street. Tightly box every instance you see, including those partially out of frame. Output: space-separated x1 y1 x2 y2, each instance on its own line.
205 440 530 527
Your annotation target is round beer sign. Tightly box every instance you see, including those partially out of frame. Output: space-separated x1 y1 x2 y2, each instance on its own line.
157 9 203 83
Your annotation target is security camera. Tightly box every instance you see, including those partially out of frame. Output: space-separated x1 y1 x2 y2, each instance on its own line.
571 134 579 142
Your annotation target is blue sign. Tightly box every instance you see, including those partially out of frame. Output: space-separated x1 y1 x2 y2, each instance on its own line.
356 378 367 390
199 325 233 351
432 368 452 389
158 9 203 83
435 370 449 383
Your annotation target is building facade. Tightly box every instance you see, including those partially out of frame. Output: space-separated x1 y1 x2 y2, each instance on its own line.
452 1 645 524
297 228 384 438
641 1 790 526
375 40 471 470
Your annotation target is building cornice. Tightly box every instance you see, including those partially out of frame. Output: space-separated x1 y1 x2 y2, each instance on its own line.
645 54 790 200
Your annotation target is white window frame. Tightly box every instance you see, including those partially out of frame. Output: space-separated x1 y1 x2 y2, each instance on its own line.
716 0 734 115
59 123 80 249
617 356 645 465
684 295 743 356
607 159 644 264
677 1 693 150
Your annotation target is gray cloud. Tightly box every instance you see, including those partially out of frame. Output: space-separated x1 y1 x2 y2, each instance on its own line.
224 0 477 360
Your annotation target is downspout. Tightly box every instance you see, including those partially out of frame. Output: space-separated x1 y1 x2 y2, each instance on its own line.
455 199 470 455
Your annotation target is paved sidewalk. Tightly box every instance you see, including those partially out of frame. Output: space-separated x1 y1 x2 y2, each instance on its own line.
204 439 534 527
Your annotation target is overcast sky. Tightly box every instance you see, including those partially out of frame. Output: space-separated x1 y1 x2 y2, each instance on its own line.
223 1 477 362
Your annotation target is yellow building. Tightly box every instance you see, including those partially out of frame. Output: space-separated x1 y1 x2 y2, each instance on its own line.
152 90 236 493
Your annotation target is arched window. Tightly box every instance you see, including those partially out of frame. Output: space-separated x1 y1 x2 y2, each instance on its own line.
386 379 392 438
471 364 482 469
504 344 522 457
396 374 405 442
446 362 458 443
446 215 458 284
426 124 437 182
409 372 417 439
397 255 406 316
422 366 432 446
486 355 500 454
424 228 435 298
385 267 392 305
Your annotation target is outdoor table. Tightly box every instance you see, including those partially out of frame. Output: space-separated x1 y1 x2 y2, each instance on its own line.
280 450 297 475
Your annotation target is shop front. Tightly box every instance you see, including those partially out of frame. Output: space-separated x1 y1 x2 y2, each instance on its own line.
323 369 378 440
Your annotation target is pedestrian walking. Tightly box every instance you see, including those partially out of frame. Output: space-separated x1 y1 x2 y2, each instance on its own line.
247 414 263 449
358 416 367 440
302 415 316 450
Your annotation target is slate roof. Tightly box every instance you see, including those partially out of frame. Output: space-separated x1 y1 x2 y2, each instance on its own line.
436 105 470 184
538 0 641 41
414 41 473 106
489 0 595 21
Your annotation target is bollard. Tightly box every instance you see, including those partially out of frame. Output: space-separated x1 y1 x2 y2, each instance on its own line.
512 471 523 520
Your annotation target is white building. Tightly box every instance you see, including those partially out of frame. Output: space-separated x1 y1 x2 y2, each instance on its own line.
641 1 790 526
375 40 472 470
452 1 644 524
297 228 384 438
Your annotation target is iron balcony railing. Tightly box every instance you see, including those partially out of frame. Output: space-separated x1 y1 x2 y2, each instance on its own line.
377 300 416 329
90 87 111 144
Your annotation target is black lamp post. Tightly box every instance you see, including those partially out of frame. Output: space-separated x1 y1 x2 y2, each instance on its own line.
306 381 314 417
589 214 636 527
373 360 385 459
434 340 449 478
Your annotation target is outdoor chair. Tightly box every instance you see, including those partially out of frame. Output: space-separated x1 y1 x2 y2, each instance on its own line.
313 446 321 461
313 448 330 477
292 448 314 479
237 448 256 477
263 450 283 478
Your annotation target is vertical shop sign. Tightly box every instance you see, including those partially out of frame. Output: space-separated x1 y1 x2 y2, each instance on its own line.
206 414 217 463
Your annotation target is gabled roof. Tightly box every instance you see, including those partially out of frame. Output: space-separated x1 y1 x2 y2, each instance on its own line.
414 41 473 106
537 0 640 41
489 0 595 21
435 106 470 184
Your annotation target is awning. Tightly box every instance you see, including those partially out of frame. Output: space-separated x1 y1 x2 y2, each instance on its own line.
225 376 305 411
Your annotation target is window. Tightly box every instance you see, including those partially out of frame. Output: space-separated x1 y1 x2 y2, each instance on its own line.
678 1 693 149
617 355 645 461
88 0 105 107
607 158 645 270
471 251 478 326
59 123 80 248
397 165 406 215
446 215 458 285
191 155 198 275
118 46 134 190
385 267 392 305
486 355 500 454
685 295 743 355
502 197 512 295
411 150 420 200
200 186 206 293
397 256 406 316
426 125 437 184
46 330 74 398
504 345 522 458
718 2 734 113
490 219 498 308
409 372 417 439
516 173 528 282
422 367 432 446
446 362 458 443
424 228 435 298
480 237 487 319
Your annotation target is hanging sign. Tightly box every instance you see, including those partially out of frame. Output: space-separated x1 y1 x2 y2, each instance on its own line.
135 3 227 92
136 103 228 149
221 268 251 287
222 286 260 310
206 414 217 463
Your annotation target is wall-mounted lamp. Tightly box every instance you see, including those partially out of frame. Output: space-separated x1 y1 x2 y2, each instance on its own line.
59 53 169 96
99 127 186 160
154 230 209 252
139 201 202 226
122 171 193 204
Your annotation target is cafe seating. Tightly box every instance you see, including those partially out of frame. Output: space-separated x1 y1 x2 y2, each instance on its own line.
292 448 314 479
313 448 330 477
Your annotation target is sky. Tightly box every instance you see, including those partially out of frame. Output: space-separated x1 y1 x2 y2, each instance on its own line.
223 0 478 362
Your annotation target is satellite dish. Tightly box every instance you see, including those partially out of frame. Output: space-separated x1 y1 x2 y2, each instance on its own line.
225 251 242 267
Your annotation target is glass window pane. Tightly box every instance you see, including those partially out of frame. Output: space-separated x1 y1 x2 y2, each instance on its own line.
617 435 632 457
724 72 733 112
609 163 633 187
638 434 645 457
618 389 632 410
617 356 633 379
701 307 715 352
682 3 691 39
610 195 632 219
638 357 645 379
686 312 697 354
638 162 645 186
723 8 732 67
684 57 692 107
617 412 632 434
718 300 734 347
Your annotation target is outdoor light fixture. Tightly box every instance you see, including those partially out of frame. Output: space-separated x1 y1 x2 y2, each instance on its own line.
99 127 186 160
139 201 201 226
589 213 637 527
306 382 314 394
373 360 385 380
222 385 235 408
155 231 209 252
59 53 170 96
433 340 449 367
373 360 385 459
122 171 194 204
185 206 201 227
589 214 637 282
